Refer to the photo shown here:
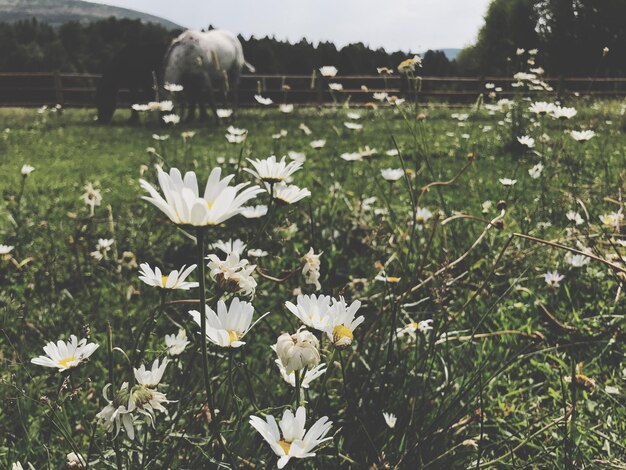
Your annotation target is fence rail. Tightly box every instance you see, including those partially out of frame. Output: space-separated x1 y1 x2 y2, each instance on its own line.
0 71 625 108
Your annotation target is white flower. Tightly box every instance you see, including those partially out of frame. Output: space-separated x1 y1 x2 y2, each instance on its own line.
309 139 326 149
346 112 361 120
227 125 247 136
285 294 333 332
210 238 247 256
206 252 257 297
340 152 363 162
565 252 591 268
226 133 246 144
96 383 136 439
373 92 388 102
138 263 198 290
80 182 102 216
31 335 99 371
162 114 180 125
140 167 262 226
248 248 268 258
0 244 15 255
343 121 362 130
66 452 86 468
217 108 234 118
528 101 555 115
299 123 312 135
190 297 263 348
12 463 24 470
328 83 343 91
272 130 288 140
327 297 364 348
255 95 273 106
158 101 174 112
132 104 149 112
551 106 577 119
302 248 322 290
152 133 169 141
397 319 433 339
165 329 189 356
249 406 332 469
359 146 377 158
164 83 184 92
21 164 35 177
570 130 595 142
528 163 544 179
415 207 433 224
517 136 535 148
279 104 295 113
245 155 303 184
600 212 623 228
543 271 564 287
275 359 326 388
382 412 397 429
566 210 584 225
275 329 320 373
91 238 114 261
398 55 421 73
287 151 306 163
381 168 404 182
241 204 268 218
134 358 169 388
273 183 311 205
319 66 338 77
516 48 525 56
482 200 493 213
499 178 517 186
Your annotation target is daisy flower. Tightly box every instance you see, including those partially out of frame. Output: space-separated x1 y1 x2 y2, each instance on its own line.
210 238 247 256
327 297 364 348
543 271 564 287
189 297 265 348
255 95 273 106
140 167 263 226
31 335 99 371
285 294 333 332
216 108 233 118
165 329 190 356
279 104 294 113
382 412 397 429
381 168 404 182
21 164 35 177
570 130 595 142
241 205 268 218
249 406 332 469
0 244 15 256
206 252 257 297
309 139 326 149
275 329 321 373
274 360 327 388
302 248 322 290
138 263 198 290
517 136 535 148
245 155 303 184
318 66 338 77
273 183 311 205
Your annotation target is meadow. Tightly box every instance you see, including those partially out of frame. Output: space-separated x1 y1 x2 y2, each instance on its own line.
2 89 626 468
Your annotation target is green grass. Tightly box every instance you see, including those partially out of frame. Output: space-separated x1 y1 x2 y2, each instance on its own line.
2 100 626 468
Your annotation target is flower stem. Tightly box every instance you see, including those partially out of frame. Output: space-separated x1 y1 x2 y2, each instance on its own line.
196 228 216 418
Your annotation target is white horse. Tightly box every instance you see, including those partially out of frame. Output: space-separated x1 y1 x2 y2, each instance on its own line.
162 29 255 122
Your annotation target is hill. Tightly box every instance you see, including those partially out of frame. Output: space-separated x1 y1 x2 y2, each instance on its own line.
0 0 181 29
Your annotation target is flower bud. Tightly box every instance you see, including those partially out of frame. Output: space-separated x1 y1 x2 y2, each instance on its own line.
275 330 320 374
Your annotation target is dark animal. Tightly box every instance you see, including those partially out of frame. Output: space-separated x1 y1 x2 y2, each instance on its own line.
96 43 168 124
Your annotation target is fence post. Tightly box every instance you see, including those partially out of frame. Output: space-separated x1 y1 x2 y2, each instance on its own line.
53 70 64 107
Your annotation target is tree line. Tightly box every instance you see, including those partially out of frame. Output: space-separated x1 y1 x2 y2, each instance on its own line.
0 17 456 76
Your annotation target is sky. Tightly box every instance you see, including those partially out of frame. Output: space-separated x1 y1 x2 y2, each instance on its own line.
85 0 492 52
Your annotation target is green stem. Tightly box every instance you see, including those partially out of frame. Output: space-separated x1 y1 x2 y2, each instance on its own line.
196 228 216 418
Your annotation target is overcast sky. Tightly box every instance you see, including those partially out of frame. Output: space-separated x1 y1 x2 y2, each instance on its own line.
85 0 492 52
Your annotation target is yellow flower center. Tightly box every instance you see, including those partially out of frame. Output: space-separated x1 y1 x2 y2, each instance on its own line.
161 275 169 288
207 201 214 210
278 439 292 454
387 276 401 283
228 330 241 344
410 322 418 330
333 325 353 346
58 356 77 368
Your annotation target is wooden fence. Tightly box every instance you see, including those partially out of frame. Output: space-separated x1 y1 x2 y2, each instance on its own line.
0 71 625 108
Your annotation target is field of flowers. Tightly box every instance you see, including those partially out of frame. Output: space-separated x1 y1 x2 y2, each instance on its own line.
2 79 626 468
